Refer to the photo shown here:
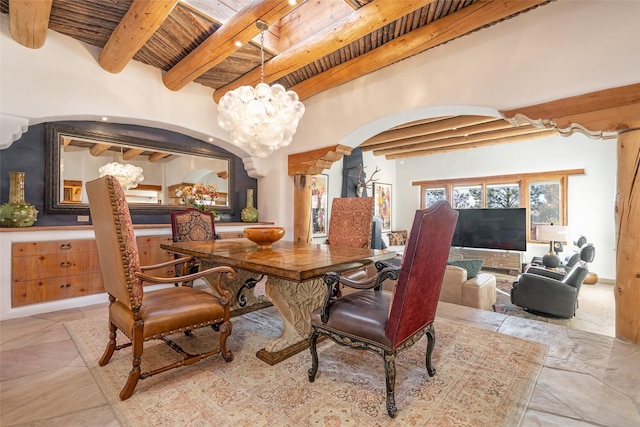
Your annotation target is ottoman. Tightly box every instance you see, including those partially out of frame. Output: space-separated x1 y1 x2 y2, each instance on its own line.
462 273 497 310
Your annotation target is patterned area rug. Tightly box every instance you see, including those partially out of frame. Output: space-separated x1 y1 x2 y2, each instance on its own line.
65 306 547 426
491 270 575 326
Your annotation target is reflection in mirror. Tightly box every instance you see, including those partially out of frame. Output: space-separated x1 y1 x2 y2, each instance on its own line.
46 123 235 215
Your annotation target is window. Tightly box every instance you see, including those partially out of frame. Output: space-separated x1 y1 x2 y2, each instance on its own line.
413 169 581 242
487 183 519 208
424 187 446 207
453 185 481 208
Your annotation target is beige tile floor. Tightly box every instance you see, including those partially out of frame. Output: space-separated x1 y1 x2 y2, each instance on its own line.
1 283 638 426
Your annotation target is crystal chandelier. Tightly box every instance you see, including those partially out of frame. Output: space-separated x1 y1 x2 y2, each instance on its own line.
217 20 305 158
98 147 144 190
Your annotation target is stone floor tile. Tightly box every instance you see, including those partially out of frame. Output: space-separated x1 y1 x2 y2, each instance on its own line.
0 366 107 425
12 405 119 427
535 367 640 427
521 409 600 426
1 339 80 380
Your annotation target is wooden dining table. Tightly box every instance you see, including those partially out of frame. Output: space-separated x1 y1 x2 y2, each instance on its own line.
161 238 396 364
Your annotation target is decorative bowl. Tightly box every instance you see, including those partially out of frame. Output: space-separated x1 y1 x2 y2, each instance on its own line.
244 226 285 249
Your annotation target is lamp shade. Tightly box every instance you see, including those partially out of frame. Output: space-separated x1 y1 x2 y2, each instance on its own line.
536 224 568 242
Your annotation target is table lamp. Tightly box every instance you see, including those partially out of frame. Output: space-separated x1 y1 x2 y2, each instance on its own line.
536 224 569 268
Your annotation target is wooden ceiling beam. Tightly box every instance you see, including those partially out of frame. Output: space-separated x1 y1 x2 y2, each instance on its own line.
360 116 497 147
363 119 518 152
9 0 53 49
290 0 548 101
502 84 640 136
385 129 558 160
288 144 352 175
213 0 438 103
374 126 556 157
122 148 145 160
163 0 302 91
99 0 179 74
89 144 111 157
149 152 171 162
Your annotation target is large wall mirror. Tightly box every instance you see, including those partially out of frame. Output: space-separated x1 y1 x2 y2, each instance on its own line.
45 123 235 215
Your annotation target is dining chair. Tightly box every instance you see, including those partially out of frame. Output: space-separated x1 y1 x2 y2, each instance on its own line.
326 197 374 248
87 175 237 400
170 207 221 281
308 200 458 418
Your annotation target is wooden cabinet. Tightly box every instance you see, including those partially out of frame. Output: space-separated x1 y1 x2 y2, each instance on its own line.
136 235 175 276
11 240 104 307
450 248 522 274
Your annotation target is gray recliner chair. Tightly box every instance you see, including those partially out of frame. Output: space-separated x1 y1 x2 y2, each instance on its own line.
511 243 595 318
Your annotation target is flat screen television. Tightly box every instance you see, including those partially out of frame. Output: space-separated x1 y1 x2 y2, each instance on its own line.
451 208 527 251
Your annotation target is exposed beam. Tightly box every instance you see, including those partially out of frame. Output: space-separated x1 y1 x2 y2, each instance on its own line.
289 0 548 100
122 148 145 160
360 116 498 148
99 0 179 74
213 0 438 102
148 152 171 162
89 144 111 157
163 0 302 91
502 83 640 136
288 144 352 175
363 119 518 153
384 129 557 160
9 0 53 49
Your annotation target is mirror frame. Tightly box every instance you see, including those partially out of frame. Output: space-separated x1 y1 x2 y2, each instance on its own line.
45 122 235 215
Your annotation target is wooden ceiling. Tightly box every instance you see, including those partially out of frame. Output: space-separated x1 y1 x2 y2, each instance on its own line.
2 0 565 158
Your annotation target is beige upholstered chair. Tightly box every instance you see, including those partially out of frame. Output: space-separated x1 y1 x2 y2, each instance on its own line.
308 201 458 417
86 175 236 400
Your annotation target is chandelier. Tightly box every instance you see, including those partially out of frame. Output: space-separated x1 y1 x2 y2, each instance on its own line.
98 147 144 190
217 20 305 158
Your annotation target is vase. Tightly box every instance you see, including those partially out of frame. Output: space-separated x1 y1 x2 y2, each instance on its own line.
241 188 259 222
0 171 38 227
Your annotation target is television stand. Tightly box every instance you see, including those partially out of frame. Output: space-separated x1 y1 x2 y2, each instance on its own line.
449 247 522 275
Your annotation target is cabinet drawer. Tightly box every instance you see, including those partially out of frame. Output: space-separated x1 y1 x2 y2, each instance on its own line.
12 273 105 307
12 252 101 282
12 240 97 256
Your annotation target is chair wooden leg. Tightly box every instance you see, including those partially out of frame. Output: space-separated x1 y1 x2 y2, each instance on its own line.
425 324 436 376
219 320 234 362
119 325 143 400
384 352 398 418
98 321 117 366
308 328 319 382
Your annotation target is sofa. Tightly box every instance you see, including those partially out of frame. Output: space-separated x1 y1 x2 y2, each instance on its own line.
439 265 497 310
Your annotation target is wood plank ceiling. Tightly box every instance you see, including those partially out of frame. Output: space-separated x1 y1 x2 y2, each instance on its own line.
2 0 562 159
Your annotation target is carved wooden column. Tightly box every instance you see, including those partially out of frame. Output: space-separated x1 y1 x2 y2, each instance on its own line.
615 130 640 343
288 145 352 243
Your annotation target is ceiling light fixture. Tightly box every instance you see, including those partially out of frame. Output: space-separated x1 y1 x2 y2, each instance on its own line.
98 147 144 190
217 20 305 158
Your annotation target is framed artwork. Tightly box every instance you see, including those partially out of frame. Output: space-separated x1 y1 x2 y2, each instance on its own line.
373 182 392 232
311 174 328 238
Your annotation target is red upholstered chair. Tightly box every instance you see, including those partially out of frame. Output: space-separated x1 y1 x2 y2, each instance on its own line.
308 201 458 418
327 197 374 248
87 176 236 400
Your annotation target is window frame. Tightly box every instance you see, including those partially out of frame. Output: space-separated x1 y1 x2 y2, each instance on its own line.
413 169 583 243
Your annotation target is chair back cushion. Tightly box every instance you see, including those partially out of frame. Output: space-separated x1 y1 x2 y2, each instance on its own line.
170 208 216 242
86 176 142 309
327 197 374 248
385 201 458 348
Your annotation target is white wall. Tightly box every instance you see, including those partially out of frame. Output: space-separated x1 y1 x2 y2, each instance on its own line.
2 1 638 281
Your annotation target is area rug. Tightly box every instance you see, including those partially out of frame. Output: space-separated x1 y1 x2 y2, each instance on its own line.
65 307 547 427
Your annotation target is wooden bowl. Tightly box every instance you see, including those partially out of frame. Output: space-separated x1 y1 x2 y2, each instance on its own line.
244 226 285 249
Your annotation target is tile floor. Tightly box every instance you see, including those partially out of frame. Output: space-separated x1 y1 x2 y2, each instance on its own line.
1 282 638 426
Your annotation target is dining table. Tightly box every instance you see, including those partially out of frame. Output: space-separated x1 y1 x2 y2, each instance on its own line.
161 238 396 365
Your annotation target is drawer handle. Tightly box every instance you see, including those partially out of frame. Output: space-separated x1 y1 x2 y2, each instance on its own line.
60 243 72 250
60 283 71 288
60 261 72 267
